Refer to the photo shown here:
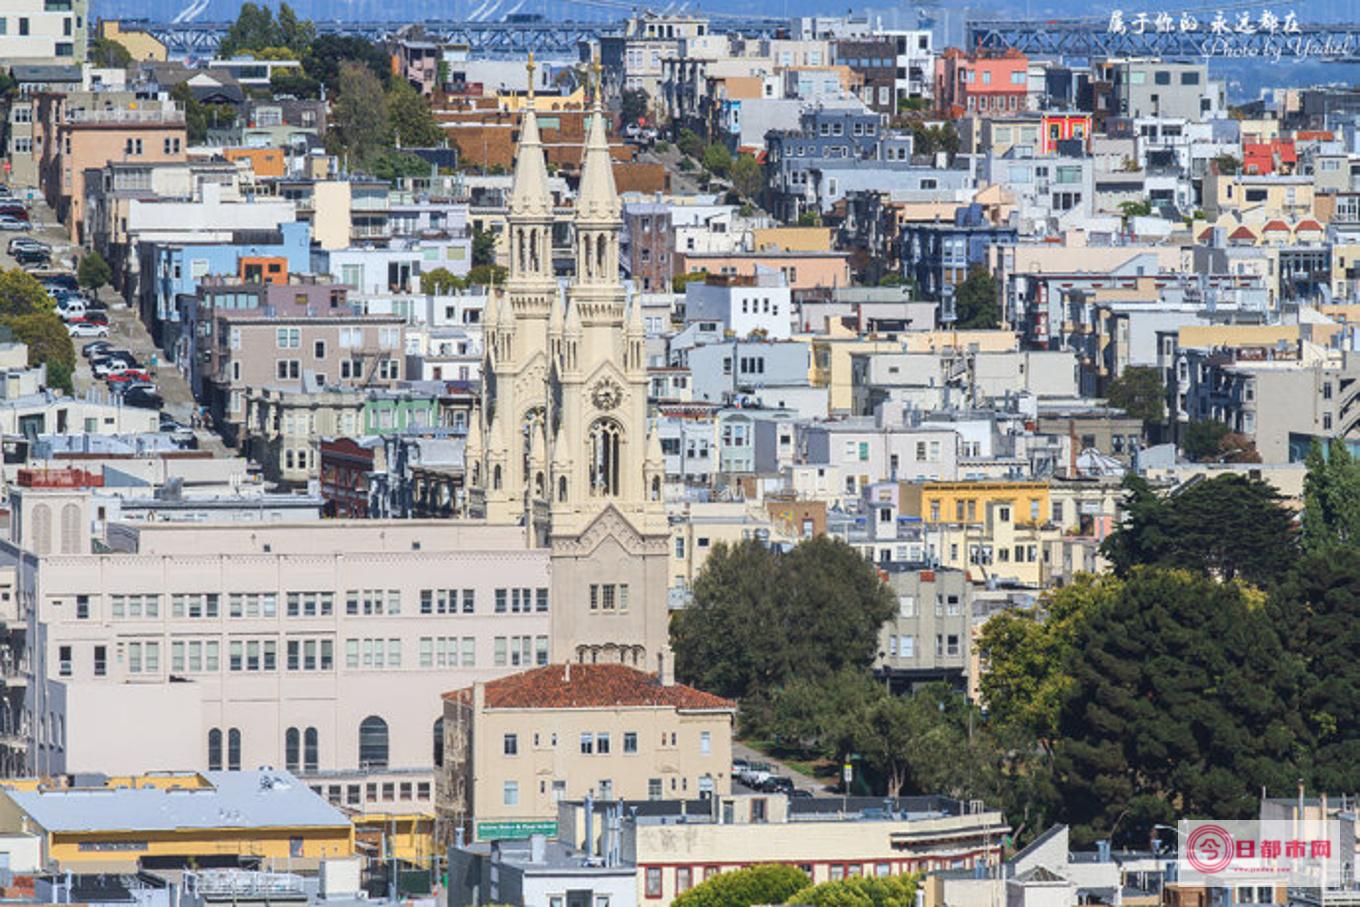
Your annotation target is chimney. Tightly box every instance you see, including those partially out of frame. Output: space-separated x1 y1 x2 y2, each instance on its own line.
657 651 674 686
530 833 547 863
564 661 571 683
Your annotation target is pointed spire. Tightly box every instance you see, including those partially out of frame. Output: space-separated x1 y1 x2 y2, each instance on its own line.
645 421 664 468
509 52 552 218
564 298 583 335
549 289 565 335
484 292 501 331
626 294 645 336
576 55 620 224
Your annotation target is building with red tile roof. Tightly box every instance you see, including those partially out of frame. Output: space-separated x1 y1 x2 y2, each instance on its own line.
438 664 737 844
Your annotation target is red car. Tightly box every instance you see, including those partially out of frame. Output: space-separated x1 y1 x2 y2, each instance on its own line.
106 369 152 385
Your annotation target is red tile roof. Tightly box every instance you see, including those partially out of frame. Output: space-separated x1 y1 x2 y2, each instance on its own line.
444 663 738 712
1262 219 1290 232
1197 227 1216 241
1296 219 1323 232
1228 226 1256 240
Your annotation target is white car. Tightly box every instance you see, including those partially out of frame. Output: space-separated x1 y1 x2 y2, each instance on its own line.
67 321 108 338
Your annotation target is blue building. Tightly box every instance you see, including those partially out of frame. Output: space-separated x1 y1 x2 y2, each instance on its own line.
138 221 313 354
764 102 914 222
899 204 1016 321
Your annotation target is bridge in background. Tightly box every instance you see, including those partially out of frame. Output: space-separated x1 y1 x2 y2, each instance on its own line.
140 15 786 57
966 17 1360 63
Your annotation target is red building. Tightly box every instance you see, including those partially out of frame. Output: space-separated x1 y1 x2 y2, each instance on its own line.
934 48 1029 118
1242 139 1297 175
319 437 375 518
1039 113 1093 155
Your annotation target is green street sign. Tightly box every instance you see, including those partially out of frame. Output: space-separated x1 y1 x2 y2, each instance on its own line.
476 819 558 841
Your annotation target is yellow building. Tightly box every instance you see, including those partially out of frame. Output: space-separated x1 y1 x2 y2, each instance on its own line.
902 480 1049 528
0 770 354 871
440 664 736 844
354 812 438 865
1203 171 1315 220
97 21 168 62
498 86 588 113
751 226 833 253
810 335 903 414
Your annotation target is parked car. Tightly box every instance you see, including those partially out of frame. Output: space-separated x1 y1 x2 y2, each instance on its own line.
0 215 30 232
8 237 45 254
760 776 795 794
67 321 108 338
732 757 750 776
58 302 87 321
91 355 137 378
106 368 152 384
121 385 163 410
39 274 78 293
740 762 774 787
13 247 48 267
789 789 814 799
83 340 113 358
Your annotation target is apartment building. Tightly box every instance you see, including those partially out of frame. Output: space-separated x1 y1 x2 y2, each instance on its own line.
876 567 971 692
439 663 736 842
934 49 1030 118
207 314 406 446
34 93 186 241
0 1 88 66
0 486 558 796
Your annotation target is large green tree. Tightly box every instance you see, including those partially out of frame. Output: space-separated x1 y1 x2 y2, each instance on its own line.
330 63 391 169
977 575 1117 746
218 2 282 56
1271 549 1360 793
1053 568 1300 846
302 35 392 94
1301 439 1360 555
388 78 444 148
0 269 52 316
1182 419 1231 462
1100 473 1297 587
90 37 133 68
1105 365 1165 429
730 154 763 200
0 270 73 393
671 537 894 708
953 266 999 329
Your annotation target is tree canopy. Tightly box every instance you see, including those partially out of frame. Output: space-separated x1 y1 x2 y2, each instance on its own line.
330 63 391 169
1100 474 1297 587
1301 439 1360 554
78 251 112 292
1052 568 1299 846
672 864 809 907
953 266 999 329
787 872 919 907
1105 365 1164 429
672 537 894 709
388 78 445 148
0 269 73 394
730 154 763 200
218 2 315 57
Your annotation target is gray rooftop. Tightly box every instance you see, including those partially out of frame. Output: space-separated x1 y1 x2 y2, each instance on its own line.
6 770 349 833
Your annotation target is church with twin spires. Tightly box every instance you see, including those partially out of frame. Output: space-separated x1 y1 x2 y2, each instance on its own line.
465 62 673 672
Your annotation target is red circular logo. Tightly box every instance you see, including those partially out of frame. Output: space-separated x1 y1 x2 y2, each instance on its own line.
1187 824 1235 874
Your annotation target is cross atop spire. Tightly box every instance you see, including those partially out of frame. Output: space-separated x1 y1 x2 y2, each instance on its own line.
526 52 537 101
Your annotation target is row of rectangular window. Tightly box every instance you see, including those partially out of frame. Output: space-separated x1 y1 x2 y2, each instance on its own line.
419 636 476 668
90 589 395 620
495 587 548 613
320 780 429 806
345 638 401 669
493 635 548 668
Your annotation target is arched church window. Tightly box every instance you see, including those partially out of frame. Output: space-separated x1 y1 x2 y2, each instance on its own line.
588 420 622 497
558 475 568 502
530 228 540 271
493 464 502 490
535 471 545 497
595 234 606 275
651 476 661 501
516 229 526 272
